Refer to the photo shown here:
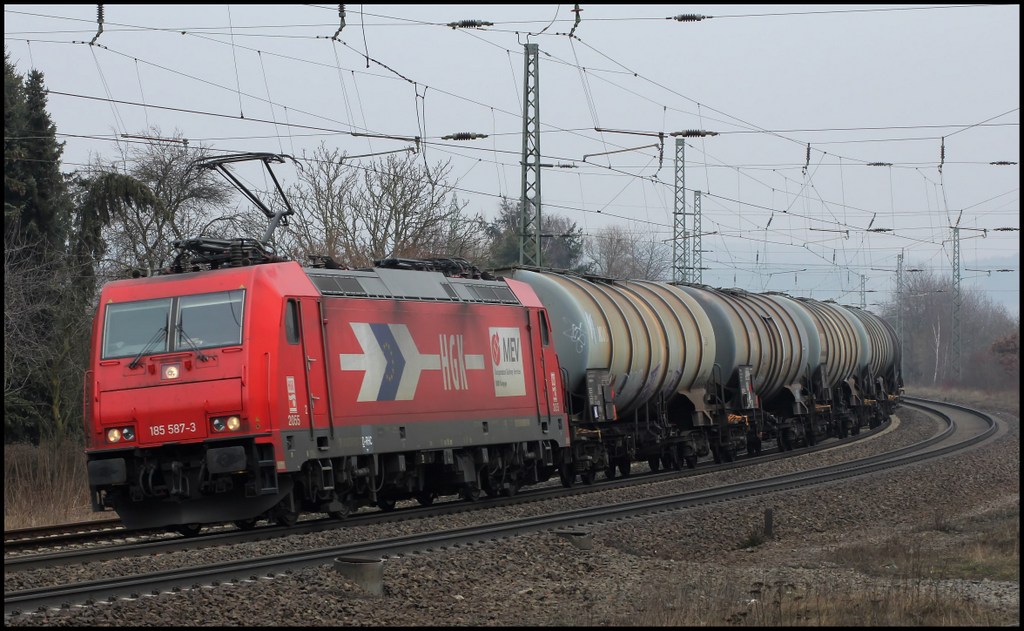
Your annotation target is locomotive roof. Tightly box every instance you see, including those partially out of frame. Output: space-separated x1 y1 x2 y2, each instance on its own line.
305 267 522 306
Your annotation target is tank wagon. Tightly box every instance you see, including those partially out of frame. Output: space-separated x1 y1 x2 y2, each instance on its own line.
846 305 904 424
505 270 904 481
504 270 718 480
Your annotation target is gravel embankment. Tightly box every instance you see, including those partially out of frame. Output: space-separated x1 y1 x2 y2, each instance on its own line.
6 404 1019 626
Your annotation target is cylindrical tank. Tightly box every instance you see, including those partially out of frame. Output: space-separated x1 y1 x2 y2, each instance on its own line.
506 270 715 417
793 297 866 388
675 285 812 401
620 280 716 400
846 306 898 380
765 293 821 380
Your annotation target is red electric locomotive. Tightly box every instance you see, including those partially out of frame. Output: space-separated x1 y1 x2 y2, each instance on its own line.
84 254 568 534
83 154 568 535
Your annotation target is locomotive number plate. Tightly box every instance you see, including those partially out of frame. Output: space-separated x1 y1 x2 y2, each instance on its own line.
145 421 201 441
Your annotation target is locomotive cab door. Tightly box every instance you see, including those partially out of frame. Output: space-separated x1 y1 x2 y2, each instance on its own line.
530 308 563 425
280 298 331 436
297 298 331 432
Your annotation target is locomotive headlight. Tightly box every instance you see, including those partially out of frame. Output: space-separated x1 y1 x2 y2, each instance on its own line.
211 415 243 433
162 363 181 380
106 426 136 443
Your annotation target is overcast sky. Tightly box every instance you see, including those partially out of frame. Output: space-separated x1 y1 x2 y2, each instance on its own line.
5 4 1019 315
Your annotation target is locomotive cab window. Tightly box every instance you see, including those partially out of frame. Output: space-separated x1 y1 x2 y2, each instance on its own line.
176 290 245 350
100 290 245 360
101 298 172 359
285 299 300 344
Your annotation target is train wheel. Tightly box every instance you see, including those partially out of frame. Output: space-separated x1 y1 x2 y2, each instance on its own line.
482 474 501 498
662 450 681 471
580 469 596 485
174 523 203 537
559 464 576 488
604 465 617 480
460 485 481 502
501 480 520 497
684 454 698 469
415 491 435 507
648 457 662 472
376 497 397 512
617 460 632 477
275 510 298 527
233 518 258 531
746 439 761 458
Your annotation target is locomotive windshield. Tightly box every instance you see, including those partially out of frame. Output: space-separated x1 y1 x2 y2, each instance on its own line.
101 290 245 360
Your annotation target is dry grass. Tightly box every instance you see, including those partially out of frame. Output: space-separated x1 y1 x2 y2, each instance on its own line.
831 509 1019 582
627 573 1009 626
3 438 96 530
615 503 1018 626
907 385 1020 418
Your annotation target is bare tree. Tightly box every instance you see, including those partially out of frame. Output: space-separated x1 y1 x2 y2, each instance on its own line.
282 146 487 268
351 152 481 266
883 267 1018 390
3 239 50 406
83 129 237 277
3 235 93 440
586 224 671 280
277 144 360 262
990 331 1019 381
930 318 942 385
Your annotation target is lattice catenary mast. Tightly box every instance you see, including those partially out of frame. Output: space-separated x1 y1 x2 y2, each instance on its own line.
519 43 542 267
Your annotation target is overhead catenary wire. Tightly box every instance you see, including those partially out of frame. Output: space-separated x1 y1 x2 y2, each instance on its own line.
6 4 1017 308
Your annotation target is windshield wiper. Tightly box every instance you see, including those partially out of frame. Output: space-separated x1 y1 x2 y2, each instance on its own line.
128 326 168 369
176 324 211 362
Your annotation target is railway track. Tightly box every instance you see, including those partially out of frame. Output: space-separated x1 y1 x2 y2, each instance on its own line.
4 397 996 617
5 413 885 557
2 519 125 547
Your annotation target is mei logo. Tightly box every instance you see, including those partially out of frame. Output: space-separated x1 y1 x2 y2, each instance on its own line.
489 327 526 397
490 333 502 366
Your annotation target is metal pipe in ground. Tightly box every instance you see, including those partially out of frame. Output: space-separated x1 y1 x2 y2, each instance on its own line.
334 556 384 597
553 529 594 550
